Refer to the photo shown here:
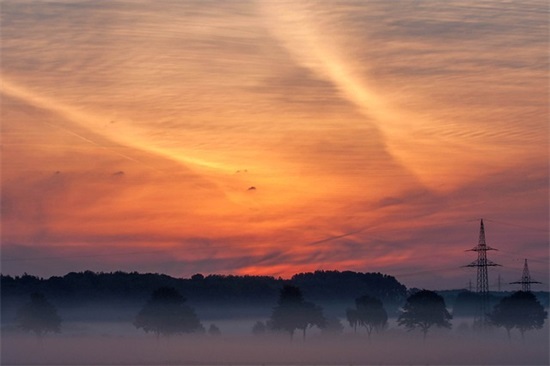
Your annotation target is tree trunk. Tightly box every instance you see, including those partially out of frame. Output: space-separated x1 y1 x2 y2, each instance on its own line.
303 328 306 342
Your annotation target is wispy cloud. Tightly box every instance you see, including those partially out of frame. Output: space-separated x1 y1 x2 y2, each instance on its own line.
258 0 548 188
1 0 547 289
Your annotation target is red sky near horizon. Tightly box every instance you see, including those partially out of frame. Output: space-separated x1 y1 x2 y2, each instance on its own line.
1 0 548 290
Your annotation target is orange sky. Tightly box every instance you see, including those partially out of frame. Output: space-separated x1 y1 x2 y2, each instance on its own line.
1 0 548 289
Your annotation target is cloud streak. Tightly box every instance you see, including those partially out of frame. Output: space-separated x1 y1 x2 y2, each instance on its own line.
258 0 548 189
1 0 547 289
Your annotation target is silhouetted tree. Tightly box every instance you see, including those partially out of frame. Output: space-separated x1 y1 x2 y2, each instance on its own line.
296 301 326 340
191 273 204 281
354 295 388 338
134 287 203 338
397 290 452 339
291 270 407 308
346 308 359 333
16 292 61 338
269 285 326 341
489 291 547 340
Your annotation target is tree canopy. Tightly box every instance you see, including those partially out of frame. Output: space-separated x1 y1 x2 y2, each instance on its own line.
269 285 326 341
1 270 409 312
489 291 547 339
16 292 61 337
397 290 452 339
134 287 203 337
291 270 406 307
352 295 388 337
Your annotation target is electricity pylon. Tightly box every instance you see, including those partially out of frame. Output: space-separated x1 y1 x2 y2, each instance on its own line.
463 219 500 327
510 259 541 292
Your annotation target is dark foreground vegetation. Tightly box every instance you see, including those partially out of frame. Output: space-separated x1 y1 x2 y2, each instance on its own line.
1 270 407 316
2 270 547 316
2 270 548 341
2 270 548 365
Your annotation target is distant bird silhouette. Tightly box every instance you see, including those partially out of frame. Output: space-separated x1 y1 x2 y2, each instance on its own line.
113 171 125 176
247 186 256 191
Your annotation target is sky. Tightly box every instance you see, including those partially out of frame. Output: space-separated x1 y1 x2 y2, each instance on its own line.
1 0 548 290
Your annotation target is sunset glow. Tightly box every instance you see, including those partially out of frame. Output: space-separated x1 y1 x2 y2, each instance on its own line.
1 0 548 289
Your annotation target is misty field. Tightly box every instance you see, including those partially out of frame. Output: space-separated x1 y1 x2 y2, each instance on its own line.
2 318 548 365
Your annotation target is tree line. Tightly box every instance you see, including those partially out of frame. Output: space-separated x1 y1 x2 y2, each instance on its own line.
1 270 407 310
14 284 547 342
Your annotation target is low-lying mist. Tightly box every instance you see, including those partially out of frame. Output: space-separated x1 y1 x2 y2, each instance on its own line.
2 317 548 365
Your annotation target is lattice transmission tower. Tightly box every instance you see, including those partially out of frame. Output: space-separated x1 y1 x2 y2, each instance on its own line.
463 219 500 327
510 259 541 292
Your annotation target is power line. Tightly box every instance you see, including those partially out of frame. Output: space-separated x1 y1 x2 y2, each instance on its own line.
483 218 548 233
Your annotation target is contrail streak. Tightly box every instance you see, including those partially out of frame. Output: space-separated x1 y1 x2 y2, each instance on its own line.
1 79 162 168
256 2 483 190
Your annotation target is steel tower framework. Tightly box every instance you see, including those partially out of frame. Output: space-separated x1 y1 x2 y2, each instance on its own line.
510 259 541 292
464 219 500 327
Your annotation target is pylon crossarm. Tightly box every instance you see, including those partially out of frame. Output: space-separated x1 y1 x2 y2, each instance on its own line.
510 280 542 285
463 262 483 267
466 246 497 252
508 259 542 291
463 260 500 267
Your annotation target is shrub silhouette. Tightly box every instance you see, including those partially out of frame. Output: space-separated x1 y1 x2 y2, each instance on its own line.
134 287 203 337
398 290 452 339
489 291 547 340
16 292 61 337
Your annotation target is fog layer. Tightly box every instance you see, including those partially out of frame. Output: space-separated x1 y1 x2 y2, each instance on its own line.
2 318 548 365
